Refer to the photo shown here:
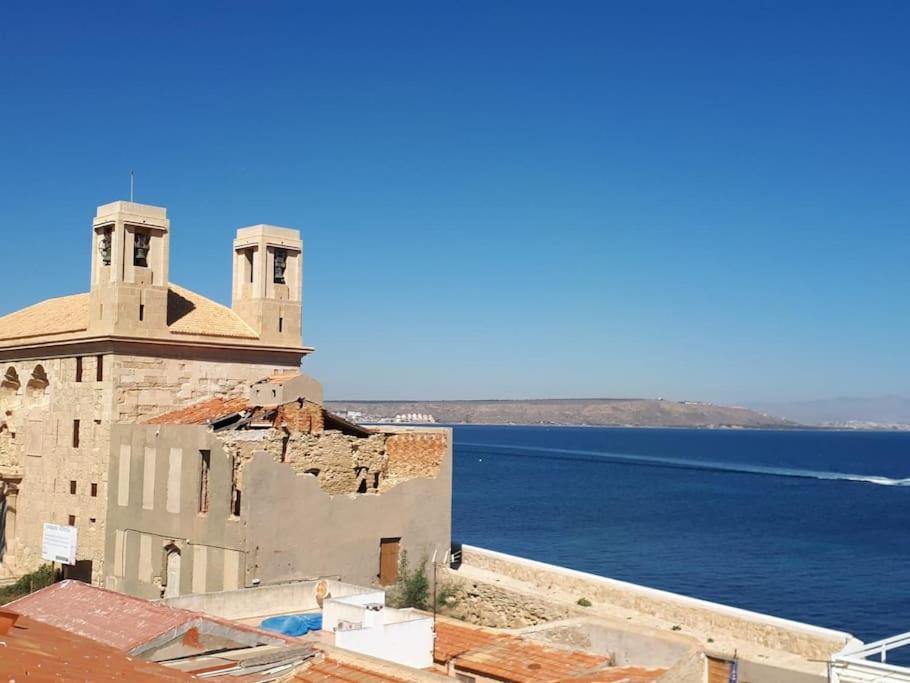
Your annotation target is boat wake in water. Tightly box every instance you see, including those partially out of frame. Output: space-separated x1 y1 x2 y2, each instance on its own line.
459 442 910 486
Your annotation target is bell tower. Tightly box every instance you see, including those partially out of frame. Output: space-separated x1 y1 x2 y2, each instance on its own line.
88 201 170 337
231 224 303 347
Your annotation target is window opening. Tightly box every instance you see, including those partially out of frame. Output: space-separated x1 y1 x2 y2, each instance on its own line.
198 450 211 513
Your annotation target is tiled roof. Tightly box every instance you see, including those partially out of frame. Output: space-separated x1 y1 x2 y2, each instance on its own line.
0 611 195 682
433 621 664 683
0 292 89 341
7 580 193 651
147 396 252 425
434 621 503 662
292 657 410 682
0 283 256 343
6 580 286 654
167 284 257 339
561 669 668 682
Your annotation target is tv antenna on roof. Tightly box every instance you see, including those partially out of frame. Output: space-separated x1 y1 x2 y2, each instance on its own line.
130 170 135 202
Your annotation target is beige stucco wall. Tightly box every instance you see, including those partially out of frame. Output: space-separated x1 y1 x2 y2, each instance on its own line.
244 428 452 587
105 424 452 598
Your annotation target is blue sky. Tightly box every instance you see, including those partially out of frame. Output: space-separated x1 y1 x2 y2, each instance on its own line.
1 1 907 403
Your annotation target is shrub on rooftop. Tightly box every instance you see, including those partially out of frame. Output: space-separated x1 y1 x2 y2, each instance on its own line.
387 550 430 610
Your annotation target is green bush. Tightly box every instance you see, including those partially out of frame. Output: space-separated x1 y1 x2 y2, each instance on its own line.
387 551 430 610
577 597 592 607
436 581 459 608
0 564 60 604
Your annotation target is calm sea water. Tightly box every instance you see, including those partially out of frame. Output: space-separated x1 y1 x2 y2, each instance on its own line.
451 425 910 642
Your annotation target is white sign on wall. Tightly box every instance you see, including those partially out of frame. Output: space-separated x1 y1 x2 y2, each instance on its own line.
41 523 77 565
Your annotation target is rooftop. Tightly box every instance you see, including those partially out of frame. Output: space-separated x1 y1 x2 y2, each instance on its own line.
7 580 289 654
434 621 665 683
0 611 195 682
0 282 259 345
292 657 411 682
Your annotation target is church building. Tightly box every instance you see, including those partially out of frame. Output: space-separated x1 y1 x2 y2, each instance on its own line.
0 201 451 595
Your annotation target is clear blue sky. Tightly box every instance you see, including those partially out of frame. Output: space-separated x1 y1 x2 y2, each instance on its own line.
1 1 907 403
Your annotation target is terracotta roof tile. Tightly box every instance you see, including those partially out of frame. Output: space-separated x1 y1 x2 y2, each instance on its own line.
147 396 251 425
0 292 88 341
0 612 195 682
6 580 288 654
167 284 257 339
293 657 410 682
560 668 667 682
0 283 257 343
434 621 504 663
434 621 658 683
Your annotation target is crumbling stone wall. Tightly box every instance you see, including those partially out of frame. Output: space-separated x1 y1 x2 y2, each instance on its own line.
217 423 446 497
439 569 572 628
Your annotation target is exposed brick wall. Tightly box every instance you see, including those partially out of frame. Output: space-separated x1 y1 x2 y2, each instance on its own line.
385 432 447 480
274 401 324 433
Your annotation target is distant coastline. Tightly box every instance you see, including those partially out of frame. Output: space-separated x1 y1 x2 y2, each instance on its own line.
326 397 798 429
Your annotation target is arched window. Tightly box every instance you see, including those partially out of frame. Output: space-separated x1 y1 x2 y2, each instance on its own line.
162 543 182 598
0 368 20 409
26 365 48 396
1 367 19 393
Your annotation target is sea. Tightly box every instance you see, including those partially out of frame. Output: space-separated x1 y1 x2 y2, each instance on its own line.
451 425 910 643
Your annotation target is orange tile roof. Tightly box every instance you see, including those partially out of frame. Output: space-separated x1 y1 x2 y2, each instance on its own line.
0 282 257 344
433 621 661 683
0 612 195 682
167 284 257 339
434 621 504 663
147 395 251 425
0 292 88 341
560 668 667 682
292 657 410 682
7 580 288 654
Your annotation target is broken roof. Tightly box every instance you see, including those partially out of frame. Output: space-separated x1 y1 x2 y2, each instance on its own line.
0 611 196 683
147 394 374 437
0 283 258 345
7 580 290 654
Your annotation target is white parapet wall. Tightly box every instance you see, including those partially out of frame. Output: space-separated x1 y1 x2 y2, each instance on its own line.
458 545 859 661
323 589 433 669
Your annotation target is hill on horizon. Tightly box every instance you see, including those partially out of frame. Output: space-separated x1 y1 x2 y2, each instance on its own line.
325 397 796 428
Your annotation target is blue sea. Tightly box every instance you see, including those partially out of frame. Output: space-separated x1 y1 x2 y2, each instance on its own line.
451 426 910 642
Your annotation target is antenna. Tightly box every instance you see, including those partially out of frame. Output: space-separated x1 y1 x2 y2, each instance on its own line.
130 170 135 202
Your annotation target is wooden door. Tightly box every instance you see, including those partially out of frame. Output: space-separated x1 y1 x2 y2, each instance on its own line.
379 537 401 585
707 656 732 683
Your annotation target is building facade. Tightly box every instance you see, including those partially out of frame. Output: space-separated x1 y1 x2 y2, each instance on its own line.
0 200 451 594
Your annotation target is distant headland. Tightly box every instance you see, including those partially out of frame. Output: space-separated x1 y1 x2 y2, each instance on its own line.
326 398 797 428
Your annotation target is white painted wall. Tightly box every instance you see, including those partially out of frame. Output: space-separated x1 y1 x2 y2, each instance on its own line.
334 614 433 669
323 591 433 669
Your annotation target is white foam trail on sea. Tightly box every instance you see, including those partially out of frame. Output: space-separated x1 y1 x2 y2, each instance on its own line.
458 442 910 486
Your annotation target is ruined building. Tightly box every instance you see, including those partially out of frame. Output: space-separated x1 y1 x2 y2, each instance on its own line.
0 201 451 596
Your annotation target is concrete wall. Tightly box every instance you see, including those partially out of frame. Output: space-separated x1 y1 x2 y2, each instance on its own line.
458 545 854 661
163 580 322 619
245 426 452 587
520 617 696 668
107 424 452 597
105 424 247 599
333 611 434 669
